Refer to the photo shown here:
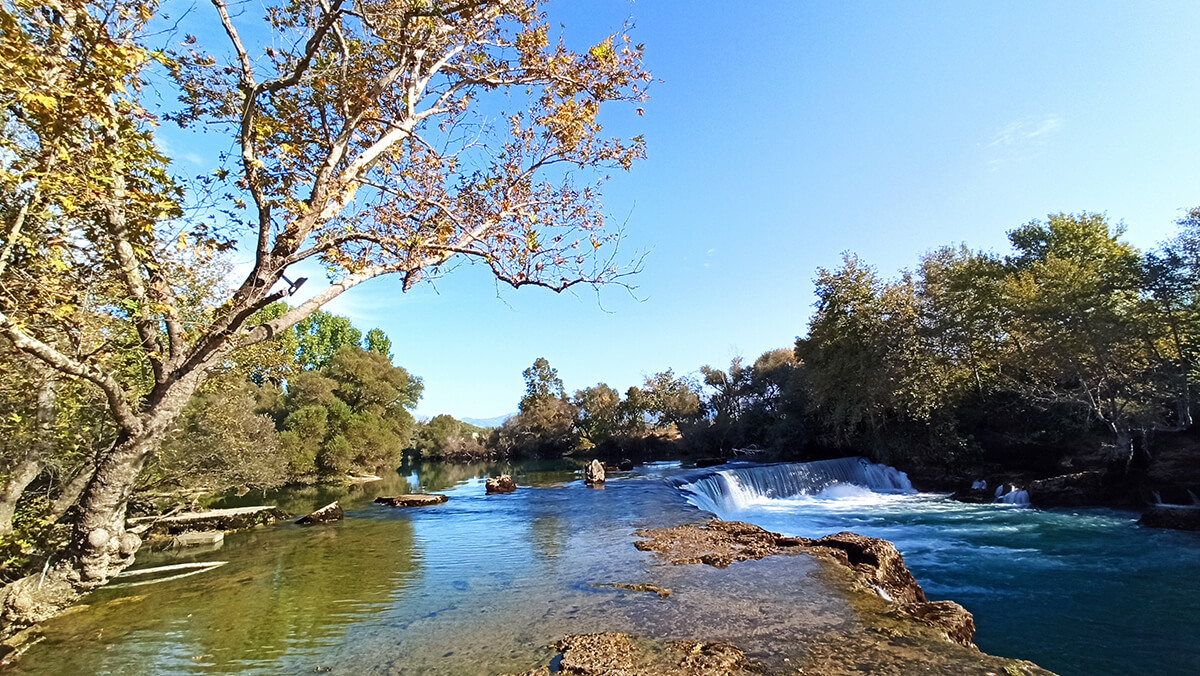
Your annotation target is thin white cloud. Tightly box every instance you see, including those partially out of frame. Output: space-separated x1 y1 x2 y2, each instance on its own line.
984 115 1063 168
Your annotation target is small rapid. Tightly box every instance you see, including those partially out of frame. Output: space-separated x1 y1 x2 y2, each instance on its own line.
672 457 1200 676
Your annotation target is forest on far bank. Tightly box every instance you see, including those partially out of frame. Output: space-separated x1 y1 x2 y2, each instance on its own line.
437 210 1199 476
2 208 1198 577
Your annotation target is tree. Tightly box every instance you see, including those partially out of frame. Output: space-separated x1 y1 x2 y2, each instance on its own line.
796 254 896 445
573 383 622 449
520 357 565 412
411 414 487 460
152 384 287 493
364 328 393 361
274 344 421 475
501 357 578 456
631 370 701 431
1142 208 1200 429
999 213 1160 462
0 0 648 631
294 311 363 371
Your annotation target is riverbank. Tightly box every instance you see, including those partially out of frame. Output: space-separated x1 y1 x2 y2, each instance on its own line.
3 461 1056 675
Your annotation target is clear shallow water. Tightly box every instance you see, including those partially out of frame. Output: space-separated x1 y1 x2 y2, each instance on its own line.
678 462 1200 676
11 460 870 675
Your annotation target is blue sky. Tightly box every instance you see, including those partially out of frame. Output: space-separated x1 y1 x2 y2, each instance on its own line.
164 1 1200 419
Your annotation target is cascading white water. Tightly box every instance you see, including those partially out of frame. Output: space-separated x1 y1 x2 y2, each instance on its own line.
676 457 915 515
997 489 1030 505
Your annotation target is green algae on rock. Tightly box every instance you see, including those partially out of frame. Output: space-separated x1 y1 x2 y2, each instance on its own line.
589 583 673 598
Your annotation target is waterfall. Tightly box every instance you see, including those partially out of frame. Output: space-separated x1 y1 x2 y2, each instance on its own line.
675 457 915 515
997 489 1030 505
994 484 1030 506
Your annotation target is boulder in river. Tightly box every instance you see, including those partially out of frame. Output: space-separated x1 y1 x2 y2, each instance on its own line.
296 501 344 525
1139 505 1200 531
374 494 449 507
486 475 517 494
584 459 605 487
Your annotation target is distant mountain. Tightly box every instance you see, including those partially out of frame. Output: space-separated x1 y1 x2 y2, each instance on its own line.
460 413 515 429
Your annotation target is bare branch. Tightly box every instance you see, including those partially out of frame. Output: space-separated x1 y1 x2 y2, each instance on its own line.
0 310 143 436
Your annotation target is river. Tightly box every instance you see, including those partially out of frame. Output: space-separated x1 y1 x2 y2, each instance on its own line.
10 458 1200 675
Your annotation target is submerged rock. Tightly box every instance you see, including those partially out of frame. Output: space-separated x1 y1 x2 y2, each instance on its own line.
505 632 751 676
589 582 672 598
584 459 605 486
296 501 344 525
486 475 517 494
172 531 224 547
634 520 980 649
127 505 286 537
374 494 448 508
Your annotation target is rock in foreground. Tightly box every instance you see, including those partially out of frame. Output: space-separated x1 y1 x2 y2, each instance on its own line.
374 494 448 507
506 632 750 676
486 475 517 494
296 501 344 525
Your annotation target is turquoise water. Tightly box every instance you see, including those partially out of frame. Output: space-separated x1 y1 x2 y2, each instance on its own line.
678 463 1200 676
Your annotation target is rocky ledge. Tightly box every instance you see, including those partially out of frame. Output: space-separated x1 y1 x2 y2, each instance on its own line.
504 520 1054 676
633 520 976 649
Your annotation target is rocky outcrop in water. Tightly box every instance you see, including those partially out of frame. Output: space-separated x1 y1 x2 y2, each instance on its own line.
505 632 751 676
1027 471 1108 506
634 520 979 649
803 532 926 605
486 475 517 494
584 460 605 486
296 501 344 525
634 519 788 567
373 494 448 507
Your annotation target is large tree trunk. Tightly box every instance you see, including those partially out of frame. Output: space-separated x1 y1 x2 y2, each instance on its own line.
46 461 96 523
0 373 201 635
